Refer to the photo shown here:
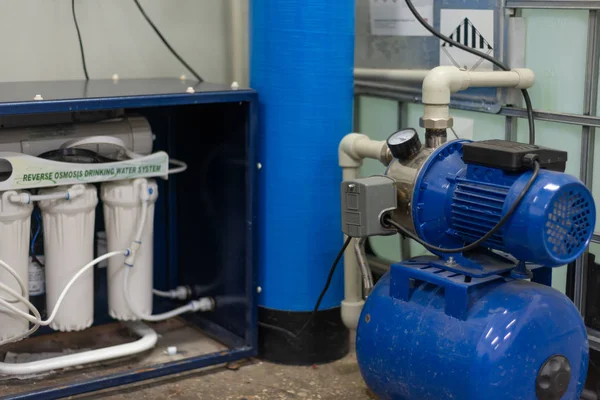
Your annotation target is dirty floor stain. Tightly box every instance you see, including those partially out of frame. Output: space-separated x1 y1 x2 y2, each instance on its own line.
70 352 372 400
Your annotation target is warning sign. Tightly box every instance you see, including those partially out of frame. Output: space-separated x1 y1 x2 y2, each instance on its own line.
439 9 495 71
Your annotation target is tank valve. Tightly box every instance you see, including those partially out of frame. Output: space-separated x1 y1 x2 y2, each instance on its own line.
536 355 571 400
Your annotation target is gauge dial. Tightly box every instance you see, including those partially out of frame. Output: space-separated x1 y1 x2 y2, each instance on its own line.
387 128 421 160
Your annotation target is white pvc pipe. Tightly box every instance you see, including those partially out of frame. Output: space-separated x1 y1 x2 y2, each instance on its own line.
339 133 389 168
354 68 429 82
421 66 535 106
420 66 534 126
338 133 392 330
354 66 535 128
340 167 364 331
229 0 249 87
0 322 157 375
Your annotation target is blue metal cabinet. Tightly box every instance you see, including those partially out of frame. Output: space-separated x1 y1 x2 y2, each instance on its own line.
0 79 258 399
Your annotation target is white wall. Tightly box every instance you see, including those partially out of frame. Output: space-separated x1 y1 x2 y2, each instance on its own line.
0 0 230 83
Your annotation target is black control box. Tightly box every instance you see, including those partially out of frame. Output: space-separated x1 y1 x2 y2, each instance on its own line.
461 139 567 172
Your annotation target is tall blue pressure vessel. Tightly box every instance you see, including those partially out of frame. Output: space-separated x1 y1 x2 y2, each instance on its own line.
250 0 355 363
356 272 589 400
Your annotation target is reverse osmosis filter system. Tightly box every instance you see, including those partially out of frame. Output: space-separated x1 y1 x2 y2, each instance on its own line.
341 65 596 397
0 65 256 399
0 115 217 380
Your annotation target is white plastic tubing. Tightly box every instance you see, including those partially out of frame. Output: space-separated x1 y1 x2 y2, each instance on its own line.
0 137 195 374
0 322 157 375
0 182 213 328
103 179 158 320
338 133 390 331
9 184 86 204
119 179 214 322
0 251 127 329
60 136 188 174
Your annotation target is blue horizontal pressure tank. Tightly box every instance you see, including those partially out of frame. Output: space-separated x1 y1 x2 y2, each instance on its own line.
357 139 595 400
358 273 588 400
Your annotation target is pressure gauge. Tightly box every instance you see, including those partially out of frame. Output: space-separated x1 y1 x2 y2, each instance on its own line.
387 128 421 160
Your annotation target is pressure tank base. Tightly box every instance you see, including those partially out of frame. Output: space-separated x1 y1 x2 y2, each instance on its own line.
258 306 348 365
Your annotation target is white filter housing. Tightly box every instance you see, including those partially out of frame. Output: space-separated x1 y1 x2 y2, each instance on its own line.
0 116 153 158
102 179 158 320
39 184 98 331
0 191 33 341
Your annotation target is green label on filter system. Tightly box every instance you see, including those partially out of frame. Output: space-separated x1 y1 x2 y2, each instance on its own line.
20 164 163 184
0 151 169 191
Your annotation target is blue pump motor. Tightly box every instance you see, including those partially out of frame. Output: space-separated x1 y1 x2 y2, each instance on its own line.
409 140 595 267
356 139 595 399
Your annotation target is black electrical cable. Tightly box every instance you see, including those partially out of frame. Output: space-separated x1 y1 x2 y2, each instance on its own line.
260 236 352 339
403 0 535 145
71 0 89 80
384 160 541 254
295 236 352 337
132 0 203 83
258 322 297 339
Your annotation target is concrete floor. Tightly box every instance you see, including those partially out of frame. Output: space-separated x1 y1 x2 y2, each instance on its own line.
71 353 372 400
0 320 371 399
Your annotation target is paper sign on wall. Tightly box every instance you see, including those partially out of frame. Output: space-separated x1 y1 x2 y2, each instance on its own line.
439 9 495 71
370 0 434 37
